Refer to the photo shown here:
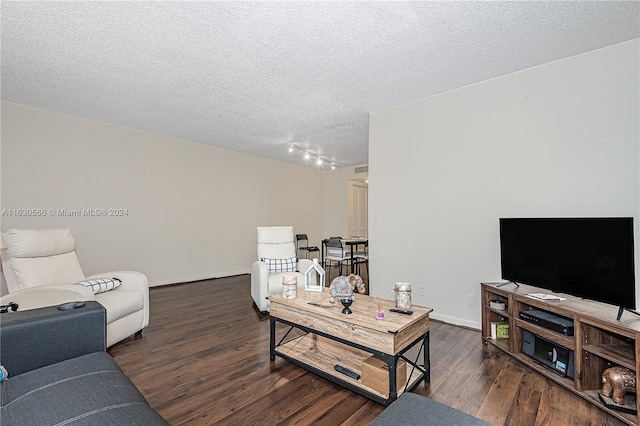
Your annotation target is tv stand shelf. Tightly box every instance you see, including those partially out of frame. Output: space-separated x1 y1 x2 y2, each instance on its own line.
482 282 640 426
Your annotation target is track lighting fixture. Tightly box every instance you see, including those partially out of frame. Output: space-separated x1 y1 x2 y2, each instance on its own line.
286 143 337 169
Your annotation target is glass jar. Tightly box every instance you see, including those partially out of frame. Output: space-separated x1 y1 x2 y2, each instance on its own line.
395 282 412 309
282 275 297 299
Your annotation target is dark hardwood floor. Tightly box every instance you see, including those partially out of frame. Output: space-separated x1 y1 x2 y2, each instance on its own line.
108 274 626 426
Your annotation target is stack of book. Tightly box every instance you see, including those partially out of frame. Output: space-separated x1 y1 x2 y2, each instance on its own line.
490 321 509 339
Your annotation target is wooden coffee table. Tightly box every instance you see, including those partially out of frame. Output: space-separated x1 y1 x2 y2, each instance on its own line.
269 288 433 406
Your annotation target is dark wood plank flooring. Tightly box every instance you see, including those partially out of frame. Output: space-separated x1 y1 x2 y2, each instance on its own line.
108 274 626 426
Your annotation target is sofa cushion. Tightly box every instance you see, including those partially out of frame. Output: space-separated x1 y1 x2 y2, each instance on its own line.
95 290 144 324
0 351 168 425
76 278 122 294
370 393 492 426
5 229 76 258
10 252 86 289
4 229 86 290
261 257 297 273
256 226 296 260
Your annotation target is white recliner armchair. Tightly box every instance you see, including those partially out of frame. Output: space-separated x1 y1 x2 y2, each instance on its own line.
0 229 149 347
251 226 313 313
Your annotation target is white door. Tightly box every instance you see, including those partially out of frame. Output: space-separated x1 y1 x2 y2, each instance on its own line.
348 181 368 238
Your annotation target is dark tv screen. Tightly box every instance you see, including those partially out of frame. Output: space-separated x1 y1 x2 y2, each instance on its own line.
500 217 636 309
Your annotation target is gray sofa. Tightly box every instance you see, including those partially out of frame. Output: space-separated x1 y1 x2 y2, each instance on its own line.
0 301 168 425
370 393 492 426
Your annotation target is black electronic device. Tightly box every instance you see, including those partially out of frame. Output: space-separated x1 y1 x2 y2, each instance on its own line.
57 301 86 311
389 308 413 315
499 217 636 313
0 302 19 313
334 365 360 380
522 330 574 378
518 310 574 336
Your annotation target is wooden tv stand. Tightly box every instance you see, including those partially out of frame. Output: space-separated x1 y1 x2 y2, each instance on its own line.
481 282 640 425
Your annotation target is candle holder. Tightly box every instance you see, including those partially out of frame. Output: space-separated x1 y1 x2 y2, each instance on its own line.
339 297 353 314
395 282 412 309
282 276 297 299
304 258 325 292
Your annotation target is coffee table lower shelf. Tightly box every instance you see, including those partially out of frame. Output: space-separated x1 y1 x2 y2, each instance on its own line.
272 332 426 406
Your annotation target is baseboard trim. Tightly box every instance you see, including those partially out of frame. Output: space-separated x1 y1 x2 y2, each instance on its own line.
149 272 250 288
430 312 481 331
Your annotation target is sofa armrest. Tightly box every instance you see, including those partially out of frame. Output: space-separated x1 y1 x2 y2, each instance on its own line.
0 301 106 377
0 285 95 311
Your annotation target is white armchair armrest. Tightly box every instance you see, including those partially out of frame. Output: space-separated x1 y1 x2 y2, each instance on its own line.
251 261 270 313
86 270 149 328
86 271 147 291
0 285 95 311
250 258 319 314
297 259 313 274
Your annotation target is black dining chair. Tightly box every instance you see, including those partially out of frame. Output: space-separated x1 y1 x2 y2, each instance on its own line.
353 241 369 279
324 238 351 283
295 234 320 259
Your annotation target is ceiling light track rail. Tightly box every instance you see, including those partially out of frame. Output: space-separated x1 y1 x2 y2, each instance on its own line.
288 144 336 169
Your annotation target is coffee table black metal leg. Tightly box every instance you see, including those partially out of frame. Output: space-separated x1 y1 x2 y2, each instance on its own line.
389 355 397 401
423 330 430 383
379 353 398 404
270 316 276 361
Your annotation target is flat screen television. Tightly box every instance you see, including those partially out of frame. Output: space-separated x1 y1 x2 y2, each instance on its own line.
499 217 636 311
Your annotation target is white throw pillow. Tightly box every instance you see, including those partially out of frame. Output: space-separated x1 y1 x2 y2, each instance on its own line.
75 278 122 294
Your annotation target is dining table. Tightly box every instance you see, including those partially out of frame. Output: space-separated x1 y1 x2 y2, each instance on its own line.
321 237 368 275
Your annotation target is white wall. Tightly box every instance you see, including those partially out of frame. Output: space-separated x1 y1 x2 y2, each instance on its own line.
1 102 325 288
369 39 640 328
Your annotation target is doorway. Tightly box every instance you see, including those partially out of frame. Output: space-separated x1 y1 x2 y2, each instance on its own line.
348 178 368 238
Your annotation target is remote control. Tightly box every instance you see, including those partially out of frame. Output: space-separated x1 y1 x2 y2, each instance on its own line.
389 308 413 315
334 365 360 380
57 301 86 311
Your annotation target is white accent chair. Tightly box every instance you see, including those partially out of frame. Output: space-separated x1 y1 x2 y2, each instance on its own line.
251 226 313 313
0 229 149 347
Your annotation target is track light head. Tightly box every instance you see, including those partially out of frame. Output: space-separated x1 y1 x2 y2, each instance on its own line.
287 144 337 169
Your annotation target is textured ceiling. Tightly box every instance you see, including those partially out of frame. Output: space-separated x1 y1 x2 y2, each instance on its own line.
2 2 638 169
